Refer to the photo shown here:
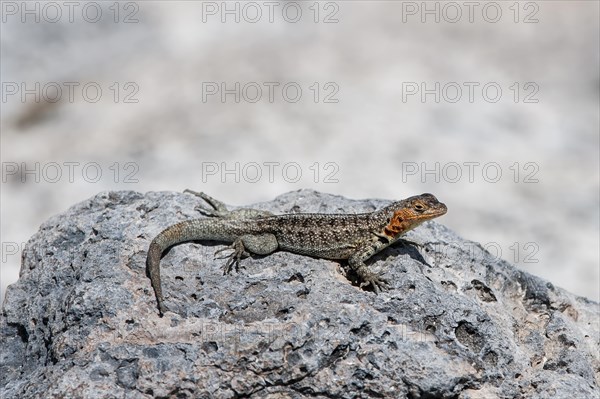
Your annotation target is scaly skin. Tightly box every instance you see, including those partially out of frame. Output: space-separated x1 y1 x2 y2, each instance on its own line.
147 190 447 315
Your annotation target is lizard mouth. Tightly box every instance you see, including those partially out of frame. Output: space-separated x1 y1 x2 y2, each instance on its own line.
430 202 448 217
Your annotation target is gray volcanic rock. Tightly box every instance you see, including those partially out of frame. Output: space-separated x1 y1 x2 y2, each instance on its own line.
1 190 598 399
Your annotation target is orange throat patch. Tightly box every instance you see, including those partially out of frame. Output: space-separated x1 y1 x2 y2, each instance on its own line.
383 209 420 239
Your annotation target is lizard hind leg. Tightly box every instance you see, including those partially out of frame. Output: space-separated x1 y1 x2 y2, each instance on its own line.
184 190 274 219
214 234 279 274
184 189 231 217
214 238 250 274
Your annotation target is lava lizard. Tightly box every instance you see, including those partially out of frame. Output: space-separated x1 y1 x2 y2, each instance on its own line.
147 190 447 315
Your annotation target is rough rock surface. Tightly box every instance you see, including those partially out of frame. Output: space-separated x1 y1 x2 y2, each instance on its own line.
1 190 598 399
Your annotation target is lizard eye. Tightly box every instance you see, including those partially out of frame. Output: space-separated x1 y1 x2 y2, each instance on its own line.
414 203 425 212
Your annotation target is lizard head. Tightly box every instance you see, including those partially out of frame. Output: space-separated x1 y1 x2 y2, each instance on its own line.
383 193 447 238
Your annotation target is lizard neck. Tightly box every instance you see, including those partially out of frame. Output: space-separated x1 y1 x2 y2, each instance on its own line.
382 208 423 238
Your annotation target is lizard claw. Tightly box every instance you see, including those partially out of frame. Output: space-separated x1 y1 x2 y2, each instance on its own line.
194 204 219 217
214 240 249 274
358 271 390 294
186 189 230 217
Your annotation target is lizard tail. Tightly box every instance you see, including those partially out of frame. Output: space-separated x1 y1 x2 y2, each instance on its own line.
147 239 167 316
146 221 202 316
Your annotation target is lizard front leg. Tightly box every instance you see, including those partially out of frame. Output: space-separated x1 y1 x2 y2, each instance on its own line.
348 238 392 293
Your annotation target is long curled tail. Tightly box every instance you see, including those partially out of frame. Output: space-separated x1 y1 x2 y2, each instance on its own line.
146 239 168 316
146 220 204 316
146 218 241 316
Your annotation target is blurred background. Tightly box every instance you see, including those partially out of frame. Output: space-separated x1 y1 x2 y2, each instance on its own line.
1 1 598 303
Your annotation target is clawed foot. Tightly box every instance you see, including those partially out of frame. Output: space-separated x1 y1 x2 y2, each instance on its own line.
358 270 390 294
214 239 249 274
194 204 221 217
184 189 230 217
